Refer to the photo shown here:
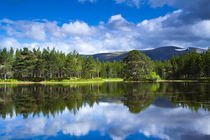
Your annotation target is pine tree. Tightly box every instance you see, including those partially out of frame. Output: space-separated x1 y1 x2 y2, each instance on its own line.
33 48 44 79
123 50 152 81
0 48 14 79
42 48 50 80
100 61 106 78
95 58 101 78
13 48 36 79
85 56 96 79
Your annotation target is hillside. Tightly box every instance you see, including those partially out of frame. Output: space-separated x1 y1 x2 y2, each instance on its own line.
85 46 206 62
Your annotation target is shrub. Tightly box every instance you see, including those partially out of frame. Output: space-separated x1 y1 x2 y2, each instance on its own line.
145 72 161 81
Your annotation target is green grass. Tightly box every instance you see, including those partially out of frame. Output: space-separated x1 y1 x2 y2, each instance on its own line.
0 78 123 84
0 79 22 82
0 77 208 84
0 78 123 82
103 78 123 82
44 78 123 83
156 79 210 82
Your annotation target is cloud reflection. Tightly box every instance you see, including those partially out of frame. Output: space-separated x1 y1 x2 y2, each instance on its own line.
0 102 209 140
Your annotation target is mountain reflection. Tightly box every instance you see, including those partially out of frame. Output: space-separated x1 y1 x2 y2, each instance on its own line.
0 83 210 140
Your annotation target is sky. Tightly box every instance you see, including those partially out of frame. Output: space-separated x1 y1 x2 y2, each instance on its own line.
0 0 210 54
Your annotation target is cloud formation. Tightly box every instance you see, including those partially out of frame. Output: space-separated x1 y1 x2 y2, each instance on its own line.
149 0 210 24
0 12 209 54
0 0 210 54
61 21 96 36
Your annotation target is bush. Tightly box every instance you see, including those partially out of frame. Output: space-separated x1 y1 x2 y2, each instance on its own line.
145 72 161 81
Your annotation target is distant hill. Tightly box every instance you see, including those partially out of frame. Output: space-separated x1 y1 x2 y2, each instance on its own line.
84 46 206 62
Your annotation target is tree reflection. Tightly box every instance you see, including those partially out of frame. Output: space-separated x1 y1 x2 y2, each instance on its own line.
123 83 160 113
0 82 209 119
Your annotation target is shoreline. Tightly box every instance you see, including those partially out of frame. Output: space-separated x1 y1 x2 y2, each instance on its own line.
0 79 209 84
124 79 209 83
0 79 124 84
157 79 210 82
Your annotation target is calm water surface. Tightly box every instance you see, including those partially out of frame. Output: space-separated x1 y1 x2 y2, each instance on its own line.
0 82 210 140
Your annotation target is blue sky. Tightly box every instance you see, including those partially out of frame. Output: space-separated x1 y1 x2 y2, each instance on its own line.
0 0 209 54
0 0 175 25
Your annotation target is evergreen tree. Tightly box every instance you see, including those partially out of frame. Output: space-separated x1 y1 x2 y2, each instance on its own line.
202 49 210 77
13 48 36 79
123 50 152 81
0 48 14 79
42 48 50 80
106 62 113 78
85 56 96 79
64 51 82 79
33 48 44 79
100 61 106 78
95 58 101 78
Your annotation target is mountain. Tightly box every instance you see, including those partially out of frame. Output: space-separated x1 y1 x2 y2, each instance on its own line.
84 46 206 62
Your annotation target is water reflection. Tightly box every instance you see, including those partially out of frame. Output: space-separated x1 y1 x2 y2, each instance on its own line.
0 82 210 140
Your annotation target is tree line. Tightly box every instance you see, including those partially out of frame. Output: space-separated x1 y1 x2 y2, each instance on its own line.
0 47 209 81
153 50 210 79
0 48 124 81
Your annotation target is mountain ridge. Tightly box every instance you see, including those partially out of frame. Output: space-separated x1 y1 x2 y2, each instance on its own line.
83 46 206 62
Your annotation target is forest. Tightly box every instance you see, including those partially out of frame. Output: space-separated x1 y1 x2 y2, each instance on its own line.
0 47 209 81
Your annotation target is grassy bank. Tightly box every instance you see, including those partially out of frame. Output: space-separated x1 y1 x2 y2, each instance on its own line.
124 79 210 83
157 79 210 82
0 78 123 84
0 78 209 84
42 78 123 84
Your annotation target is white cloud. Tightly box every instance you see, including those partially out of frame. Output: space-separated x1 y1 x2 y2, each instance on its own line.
135 10 210 48
61 21 96 36
0 20 47 41
107 14 135 31
1 38 21 49
109 14 125 22
44 21 66 39
0 18 14 24
0 10 210 54
24 24 46 41
191 20 210 38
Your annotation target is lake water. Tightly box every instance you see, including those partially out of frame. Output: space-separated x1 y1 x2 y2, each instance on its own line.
0 82 210 140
